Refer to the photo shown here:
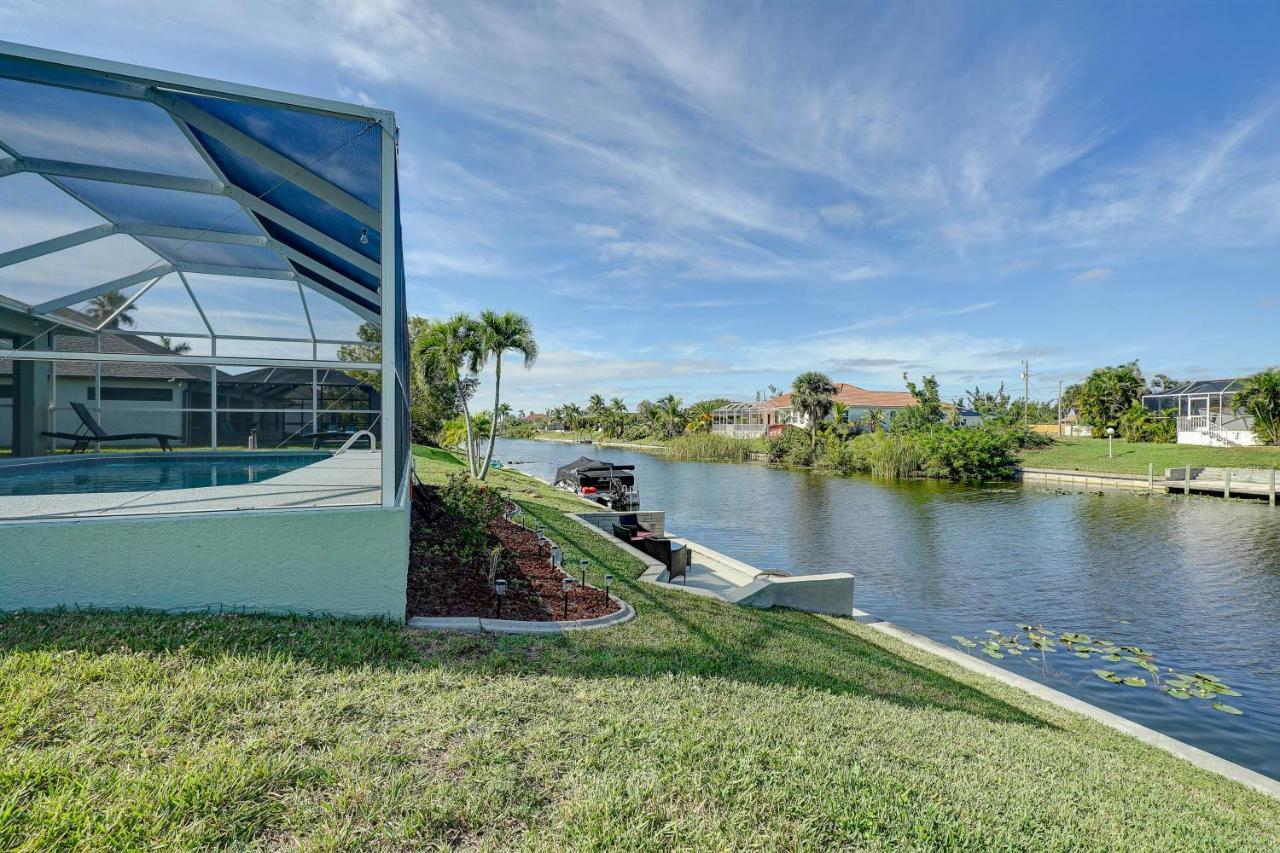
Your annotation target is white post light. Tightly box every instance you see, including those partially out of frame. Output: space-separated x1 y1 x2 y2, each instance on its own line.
1106 426 1115 458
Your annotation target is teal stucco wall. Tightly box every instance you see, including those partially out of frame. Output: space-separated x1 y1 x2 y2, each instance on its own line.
0 503 410 619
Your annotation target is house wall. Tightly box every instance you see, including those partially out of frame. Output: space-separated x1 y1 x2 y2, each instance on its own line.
0 376 188 449
0 502 410 619
1177 429 1258 447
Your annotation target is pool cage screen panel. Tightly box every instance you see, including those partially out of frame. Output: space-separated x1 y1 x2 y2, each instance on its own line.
0 41 409 504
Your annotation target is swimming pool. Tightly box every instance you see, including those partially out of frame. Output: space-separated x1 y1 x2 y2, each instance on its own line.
0 452 329 497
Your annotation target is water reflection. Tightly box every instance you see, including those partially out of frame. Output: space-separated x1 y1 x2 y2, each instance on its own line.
497 438 1280 779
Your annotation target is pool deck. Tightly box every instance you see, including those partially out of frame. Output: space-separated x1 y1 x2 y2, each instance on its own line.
0 451 380 520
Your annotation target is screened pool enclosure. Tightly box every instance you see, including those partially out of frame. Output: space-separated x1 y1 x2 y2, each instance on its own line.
0 42 409 502
1 43 411 618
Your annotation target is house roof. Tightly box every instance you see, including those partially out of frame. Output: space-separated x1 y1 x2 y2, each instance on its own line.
765 383 917 410
0 332 212 381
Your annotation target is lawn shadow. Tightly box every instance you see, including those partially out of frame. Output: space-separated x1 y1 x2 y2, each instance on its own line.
575 575 1055 728
0 607 427 671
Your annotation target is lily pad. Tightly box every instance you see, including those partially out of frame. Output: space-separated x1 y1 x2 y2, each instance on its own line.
1122 676 1147 687
952 636 976 648
1212 702 1243 716
982 648 1004 660
1166 689 1191 700
1102 654 1123 662
1073 652 1091 659
1093 669 1122 684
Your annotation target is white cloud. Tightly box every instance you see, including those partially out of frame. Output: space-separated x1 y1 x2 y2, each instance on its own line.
573 223 622 239
1072 266 1113 283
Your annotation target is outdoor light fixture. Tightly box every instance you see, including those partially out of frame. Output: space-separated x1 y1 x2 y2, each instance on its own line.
562 576 574 619
579 558 588 587
1106 426 1116 458
494 578 508 619
604 573 614 604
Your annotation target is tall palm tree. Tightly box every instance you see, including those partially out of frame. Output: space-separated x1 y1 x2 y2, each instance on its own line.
791 371 837 448
565 399 586 427
476 310 538 479
85 290 137 329
655 394 684 438
586 394 608 432
414 314 485 475
608 397 629 438
1234 369 1280 446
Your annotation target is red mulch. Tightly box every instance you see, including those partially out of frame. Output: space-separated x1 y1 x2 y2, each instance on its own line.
406 485 621 622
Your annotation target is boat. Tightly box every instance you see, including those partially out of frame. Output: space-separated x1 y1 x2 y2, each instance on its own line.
553 456 640 510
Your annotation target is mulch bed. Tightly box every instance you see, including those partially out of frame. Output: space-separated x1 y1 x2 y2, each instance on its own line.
406 485 621 622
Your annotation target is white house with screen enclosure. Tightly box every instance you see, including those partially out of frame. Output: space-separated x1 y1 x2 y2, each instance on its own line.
0 42 412 619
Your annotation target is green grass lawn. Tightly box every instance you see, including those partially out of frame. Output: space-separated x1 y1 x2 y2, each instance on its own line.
2 449 1278 848
1020 436 1280 476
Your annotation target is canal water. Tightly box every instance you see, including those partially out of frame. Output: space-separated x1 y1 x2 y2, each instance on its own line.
496 437 1280 780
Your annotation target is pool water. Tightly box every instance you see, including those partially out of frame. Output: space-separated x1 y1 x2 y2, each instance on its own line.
0 452 329 496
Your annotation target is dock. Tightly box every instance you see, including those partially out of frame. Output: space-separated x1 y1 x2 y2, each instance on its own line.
572 510 864 618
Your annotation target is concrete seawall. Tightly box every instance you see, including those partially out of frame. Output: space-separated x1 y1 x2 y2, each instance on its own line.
1017 466 1159 492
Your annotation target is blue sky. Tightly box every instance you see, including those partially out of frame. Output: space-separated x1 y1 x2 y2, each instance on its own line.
6 1 1280 412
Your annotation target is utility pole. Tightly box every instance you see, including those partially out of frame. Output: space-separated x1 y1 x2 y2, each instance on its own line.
1020 359 1030 426
1057 379 1063 436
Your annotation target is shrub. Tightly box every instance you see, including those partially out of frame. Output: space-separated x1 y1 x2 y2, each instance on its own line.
768 426 816 467
916 427 1018 481
499 420 537 439
1118 403 1176 443
622 423 654 442
439 472 507 563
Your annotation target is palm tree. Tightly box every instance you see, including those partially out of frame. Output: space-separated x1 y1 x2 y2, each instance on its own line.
159 335 192 355
685 399 727 434
497 402 513 426
476 310 538 480
828 401 851 439
862 408 884 433
414 314 485 475
655 394 684 438
1234 369 1280 446
791 371 837 448
586 394 608 432
85 290 136 329
607 397 629 438
561 402 583 431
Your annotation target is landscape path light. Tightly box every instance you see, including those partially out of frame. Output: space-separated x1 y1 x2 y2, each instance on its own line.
1106 426 1116 458
579 558 588 587
562 576 574 619
604 573 614 604
494 578 508 620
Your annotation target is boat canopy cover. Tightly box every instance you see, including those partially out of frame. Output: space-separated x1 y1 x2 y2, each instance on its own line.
554 456 636 484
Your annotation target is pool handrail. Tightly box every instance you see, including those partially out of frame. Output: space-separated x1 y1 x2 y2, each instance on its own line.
335 430 377 454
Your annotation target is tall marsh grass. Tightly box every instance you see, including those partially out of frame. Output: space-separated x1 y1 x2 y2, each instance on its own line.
667 432 768 461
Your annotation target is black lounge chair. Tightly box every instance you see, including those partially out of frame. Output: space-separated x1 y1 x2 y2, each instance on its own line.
612 525 690 584
43 401 182 453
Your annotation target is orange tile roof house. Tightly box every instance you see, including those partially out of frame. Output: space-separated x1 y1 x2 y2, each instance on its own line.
711 382 982 438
